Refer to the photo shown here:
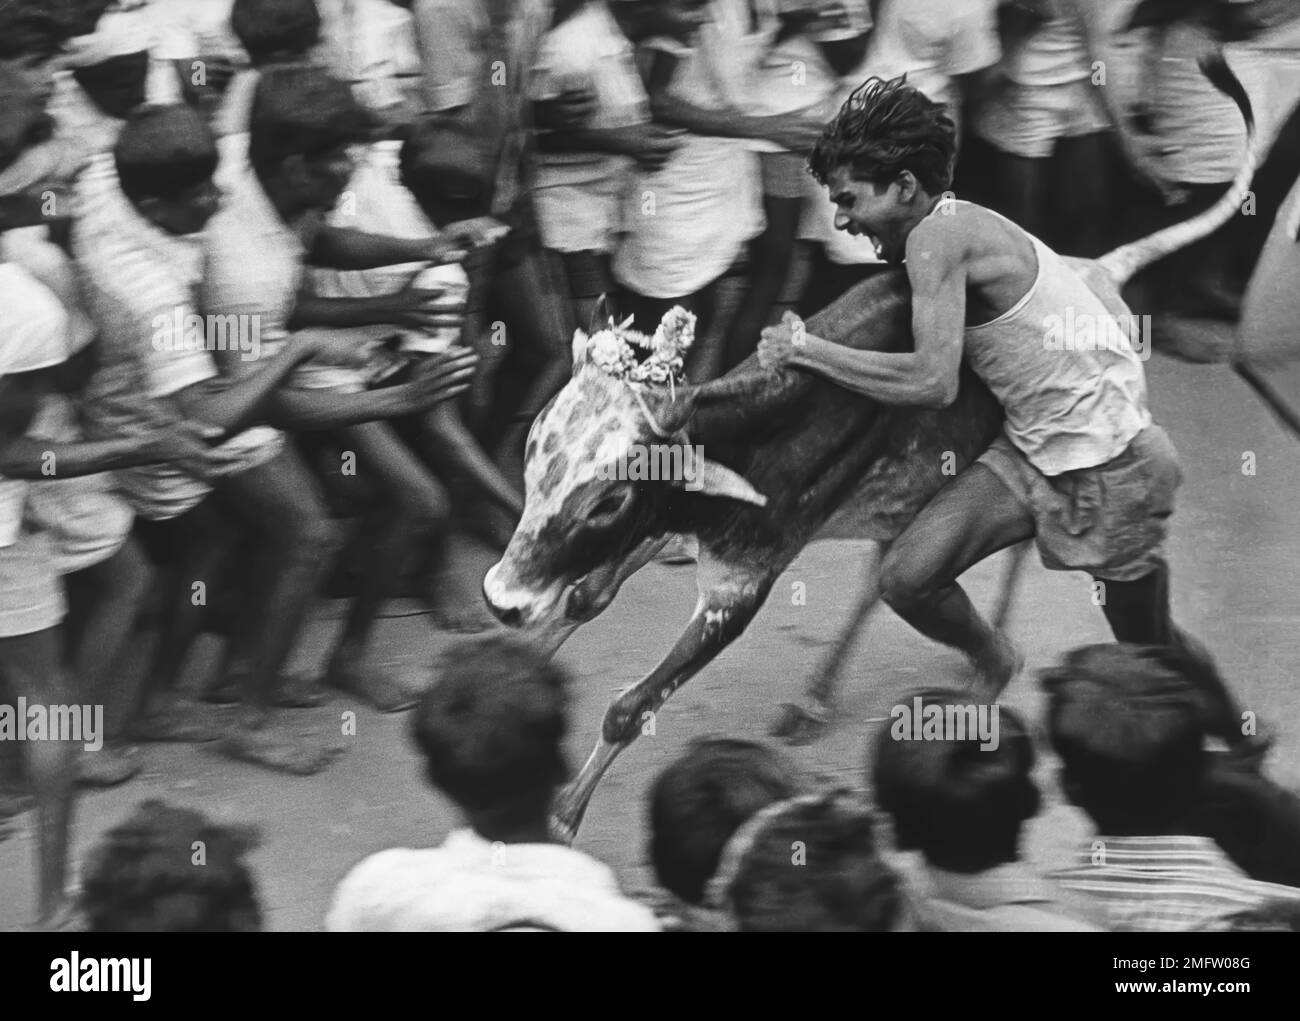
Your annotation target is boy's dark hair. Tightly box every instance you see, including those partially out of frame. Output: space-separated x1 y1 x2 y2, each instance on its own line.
248 64 375 177
718 792 902 932
115 105 219 202
808 75 956 194
81 799 262 932
1041 644 1208 834
873 690 1039 872
410 635 570 812
230 0 322 65
648 737 807 904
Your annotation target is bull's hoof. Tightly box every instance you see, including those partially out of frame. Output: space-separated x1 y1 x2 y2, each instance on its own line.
547 813 578 847
548 783 588 846
770 700 831 746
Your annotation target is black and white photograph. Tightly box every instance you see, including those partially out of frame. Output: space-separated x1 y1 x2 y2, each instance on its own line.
1 0 1299 967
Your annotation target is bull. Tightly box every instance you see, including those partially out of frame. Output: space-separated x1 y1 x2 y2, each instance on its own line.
484 59 1260 841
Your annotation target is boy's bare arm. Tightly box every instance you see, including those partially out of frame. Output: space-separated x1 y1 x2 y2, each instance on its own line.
765 219 967 407
0 377 232 481
265 349 478 431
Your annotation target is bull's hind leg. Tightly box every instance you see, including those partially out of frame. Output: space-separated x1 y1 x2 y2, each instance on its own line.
772 540 885 745
550 554 773 843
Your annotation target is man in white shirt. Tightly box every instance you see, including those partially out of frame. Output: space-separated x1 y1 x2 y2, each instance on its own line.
328 634 659 931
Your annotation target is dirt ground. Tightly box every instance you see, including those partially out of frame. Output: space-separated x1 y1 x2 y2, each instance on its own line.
3 353 1300 930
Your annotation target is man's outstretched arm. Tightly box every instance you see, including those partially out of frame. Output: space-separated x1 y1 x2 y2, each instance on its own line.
758 221 967 407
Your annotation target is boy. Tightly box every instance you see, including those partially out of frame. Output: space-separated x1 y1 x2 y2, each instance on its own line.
873 689 1102 930
327 634 659 931
1044 644 1300 930
203 66 484 719
82 798 262 931
648 736 809 906
756 75 1254 758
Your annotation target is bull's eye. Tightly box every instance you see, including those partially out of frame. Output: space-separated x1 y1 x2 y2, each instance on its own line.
587 491 629 521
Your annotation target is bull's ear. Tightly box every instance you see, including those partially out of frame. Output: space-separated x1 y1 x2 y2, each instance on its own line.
646 388 698 435
571 328 591 374
689 458 768 507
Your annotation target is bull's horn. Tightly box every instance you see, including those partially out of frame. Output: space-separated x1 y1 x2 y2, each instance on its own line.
571 328 591 374
694 458 768 507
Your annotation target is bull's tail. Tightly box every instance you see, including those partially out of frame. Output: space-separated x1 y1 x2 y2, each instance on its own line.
1095 54 1258 286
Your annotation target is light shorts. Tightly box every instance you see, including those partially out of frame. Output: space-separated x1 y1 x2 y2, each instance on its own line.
0 528 65 638
973 79 1111 160
24 475 134 575
978 424 1182 582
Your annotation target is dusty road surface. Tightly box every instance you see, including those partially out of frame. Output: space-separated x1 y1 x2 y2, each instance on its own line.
3 353 1300 930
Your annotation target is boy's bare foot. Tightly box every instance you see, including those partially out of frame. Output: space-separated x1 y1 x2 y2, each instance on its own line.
323 660 417 713
970 630 1022 701
218 728 346 775
126 701 223 743
77 745 142 789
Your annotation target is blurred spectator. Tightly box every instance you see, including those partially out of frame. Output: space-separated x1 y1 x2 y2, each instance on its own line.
970 0 1115 256
327 634 659 931
73 104 346 747
873 690 1103 931
405 0 576 479
614 0 823 382
530 0 677 330
0 68 229 927
82 799 262 931
202 66 478 733
1044 643 1300 931
719 0 872 370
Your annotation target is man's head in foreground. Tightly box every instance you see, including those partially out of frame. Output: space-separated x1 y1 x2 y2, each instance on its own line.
874 691 1040 873
81 799 262 932
808 74 956 264
411 635 571 842
1043 644 1210 836
648 737 808 904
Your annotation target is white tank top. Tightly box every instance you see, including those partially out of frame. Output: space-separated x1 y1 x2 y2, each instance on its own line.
955 204 1151 475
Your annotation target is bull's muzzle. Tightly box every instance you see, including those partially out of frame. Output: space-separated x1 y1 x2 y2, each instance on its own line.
482 561 560 629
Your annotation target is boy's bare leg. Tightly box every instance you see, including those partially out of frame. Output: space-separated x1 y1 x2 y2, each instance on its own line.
879 464 1036 697
0 627 76 925
414 402 523 518
210 448 346 775
63 540 151 784
320 421 450 708
130 507 246 741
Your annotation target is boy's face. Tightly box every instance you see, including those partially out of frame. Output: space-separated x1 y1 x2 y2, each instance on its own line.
826 165 914 264
134 177 223 236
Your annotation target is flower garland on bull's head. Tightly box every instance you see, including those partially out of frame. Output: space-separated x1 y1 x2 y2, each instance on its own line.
564 303 769 507
576 305 696 395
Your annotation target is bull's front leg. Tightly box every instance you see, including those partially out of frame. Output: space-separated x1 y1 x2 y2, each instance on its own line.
550 552 774 843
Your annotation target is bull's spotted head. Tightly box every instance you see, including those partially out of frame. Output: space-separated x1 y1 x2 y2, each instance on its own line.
483 308 766 640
